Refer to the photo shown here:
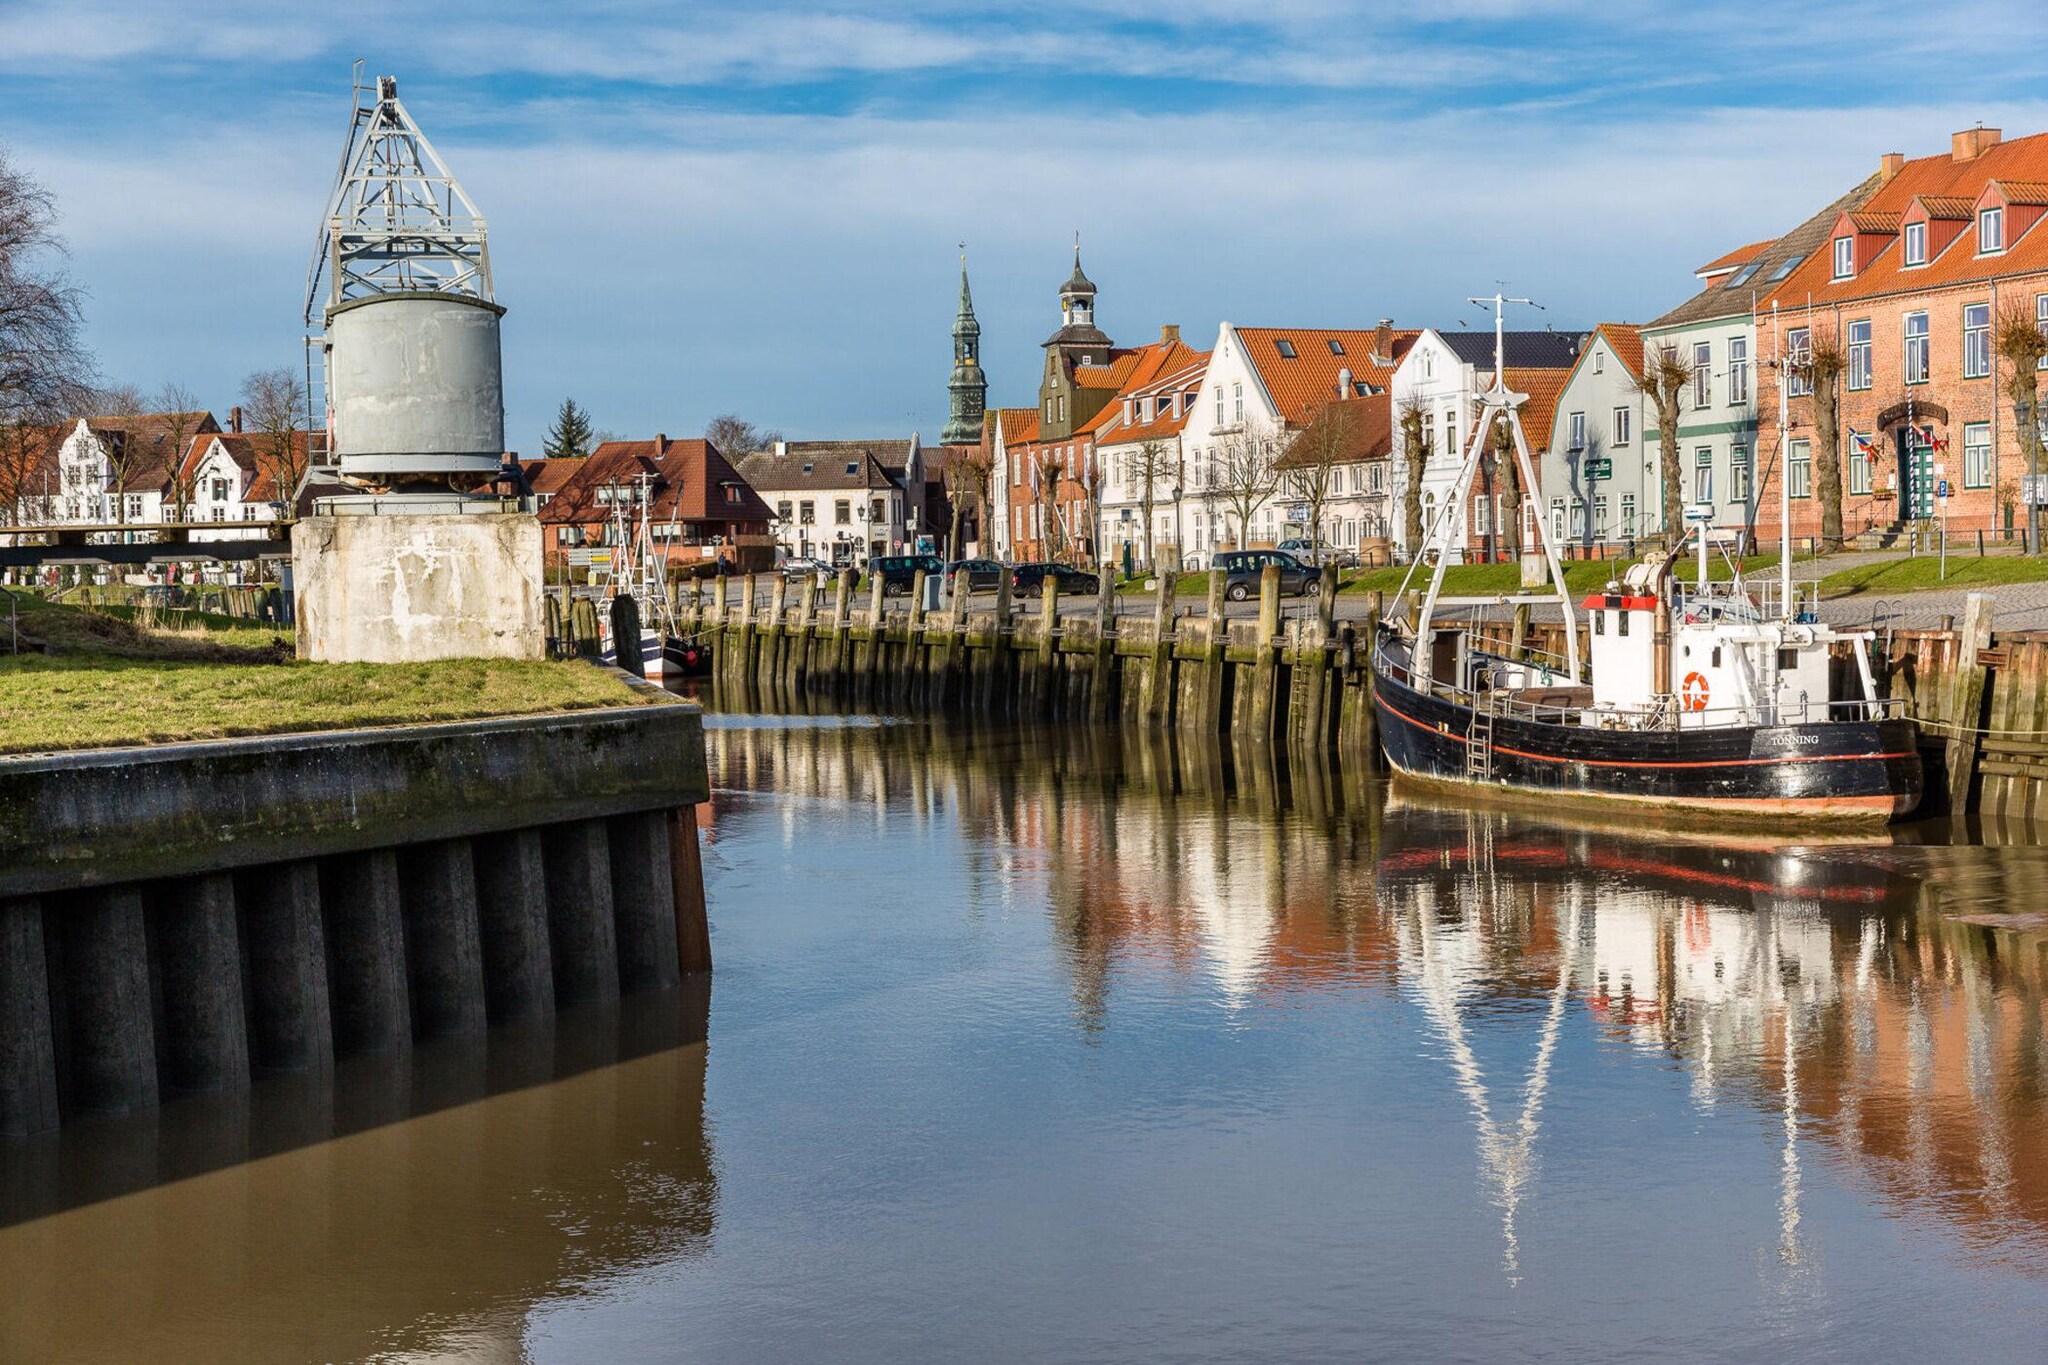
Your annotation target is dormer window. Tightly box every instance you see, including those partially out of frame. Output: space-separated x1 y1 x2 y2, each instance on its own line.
1904 221 1928 265
1832 235 1854 279
1980 206 2005 254
1274 339 1297 359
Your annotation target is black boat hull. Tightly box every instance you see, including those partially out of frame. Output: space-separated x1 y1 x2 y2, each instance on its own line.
1372 663 1923 823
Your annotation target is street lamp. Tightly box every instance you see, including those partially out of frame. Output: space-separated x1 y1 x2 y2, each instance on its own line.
2018 394 2039 554
1170 483 1184 571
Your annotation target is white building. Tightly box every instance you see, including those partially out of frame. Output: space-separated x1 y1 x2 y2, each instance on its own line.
1090 349 1208 572
178 430 309 541
1540 324 1651 551
735 437 923 567
20 412 220 538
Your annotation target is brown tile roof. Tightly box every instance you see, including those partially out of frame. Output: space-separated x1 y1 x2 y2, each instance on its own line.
179 431 317 502
1848 210 1902 233
734 441 903 493
1235 325 1417 426
1595 323 1645 378
1483 368 1571 453
520 456 585 496
547 437 771 524
1768 129 2048 306
1072 350 1147 392
1094 354 1212 446
90 411 222 493
1694 239 1773 276
1650 175 1882 330
1275 393 1392 468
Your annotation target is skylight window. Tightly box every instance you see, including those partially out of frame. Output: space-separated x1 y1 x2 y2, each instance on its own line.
1725 260 1764 289
1766 253 1805 282
845 462 859 475
1275 339 1298 358
1327 339 1346 355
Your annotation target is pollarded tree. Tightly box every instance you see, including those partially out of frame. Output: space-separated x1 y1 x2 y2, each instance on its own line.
1132 436 1177 571
1997 304 2048 552
1799 328 1847 550
544 397 595 460
1396 399 1429 558
1286 403 1353 561
1638 343 1692 543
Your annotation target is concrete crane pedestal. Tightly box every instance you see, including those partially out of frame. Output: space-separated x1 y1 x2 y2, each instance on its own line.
293 509 545 663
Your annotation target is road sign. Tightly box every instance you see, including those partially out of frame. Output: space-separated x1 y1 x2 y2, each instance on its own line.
1583 458 1612 480
1939 479 1951 499
1684 504 1715 524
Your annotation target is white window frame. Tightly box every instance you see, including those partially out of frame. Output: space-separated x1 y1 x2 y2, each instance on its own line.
1568 411 1586 452
1963 421 1992 488
1904 221 1927 267
1847 319 1873 391
1980 206 2005 254
1833 235 1854 279
1904 311 1930 384
1849 437 1873 495
1729 336 1750 404
1787 327 1812 397
1620 492 1637 535
1729 445 1751 503
1692 341 1712 407
1612 406 1631 446
1964 302 1992 379
1788 438 1811 498
1694 446 1713 504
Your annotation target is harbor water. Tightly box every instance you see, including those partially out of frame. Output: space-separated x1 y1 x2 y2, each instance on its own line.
4 714 2047 1362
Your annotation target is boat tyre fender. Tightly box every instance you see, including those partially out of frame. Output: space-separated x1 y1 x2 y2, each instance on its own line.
1681 670 1710 712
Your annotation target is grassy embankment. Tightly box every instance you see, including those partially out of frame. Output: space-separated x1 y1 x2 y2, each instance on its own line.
1815 555 2048 597
0 596 645 756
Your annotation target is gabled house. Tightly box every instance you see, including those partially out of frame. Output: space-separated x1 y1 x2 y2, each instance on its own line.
1274 391 1396 560
13 411 221 539
177 427 317 541
1540 324 1648 550
735 437 922 567
1184 320 1416 566
986 407 1038 561
1750 127 2048 541
1090 340 1210 571
542 436 773 571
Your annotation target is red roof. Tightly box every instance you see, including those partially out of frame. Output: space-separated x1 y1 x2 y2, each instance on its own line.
540 437 771 525
520 456 585 496
991 408 1040 445
1695 239 1773 277
1234 325 1417 426
178 430 315 501
1275 393 1393 468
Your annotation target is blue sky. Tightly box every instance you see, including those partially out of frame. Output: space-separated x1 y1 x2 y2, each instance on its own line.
5 0 2048 452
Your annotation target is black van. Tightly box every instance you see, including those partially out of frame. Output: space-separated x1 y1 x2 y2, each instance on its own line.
869 554 947 595
1215 549 1319 601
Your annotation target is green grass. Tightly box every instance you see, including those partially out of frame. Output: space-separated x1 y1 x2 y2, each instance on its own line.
1816 555 2048 597
0 598 647 756
1139 553 1791 600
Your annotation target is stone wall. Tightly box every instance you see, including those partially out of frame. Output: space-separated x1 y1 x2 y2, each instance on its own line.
293 511 544 663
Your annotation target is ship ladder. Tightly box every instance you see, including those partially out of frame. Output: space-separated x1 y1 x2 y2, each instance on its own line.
1466 702 1497 780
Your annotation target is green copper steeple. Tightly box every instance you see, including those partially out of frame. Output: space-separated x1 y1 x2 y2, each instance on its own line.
943 250 987 445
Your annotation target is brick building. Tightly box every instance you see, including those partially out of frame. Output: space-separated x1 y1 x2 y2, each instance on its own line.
533 436 772 573
1751 127 2048 542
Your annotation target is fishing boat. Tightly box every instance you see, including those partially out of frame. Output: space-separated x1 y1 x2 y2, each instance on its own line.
1373 293 1922 823
595 472 697 680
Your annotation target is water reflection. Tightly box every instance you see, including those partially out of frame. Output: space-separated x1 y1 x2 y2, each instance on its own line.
710 718 2048 1281
0 986 715 1365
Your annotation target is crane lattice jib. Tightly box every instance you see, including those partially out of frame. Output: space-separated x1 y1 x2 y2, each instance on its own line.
304 76 492 324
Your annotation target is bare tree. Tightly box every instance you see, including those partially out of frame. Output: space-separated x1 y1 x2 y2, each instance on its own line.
1396 399 1430 557
1081 452 1109 571
1488 411 1527 558
941 445 992 558
1032 450 1067 560
704 413 783 459
0 146 95 486
1208 424 1281 553
151 383 205 527
1792 328 1847 550
242 367 308 513
1638 343 1692 542
1131 437 1177 571
1285 404 1353 560
1997 304 2048 552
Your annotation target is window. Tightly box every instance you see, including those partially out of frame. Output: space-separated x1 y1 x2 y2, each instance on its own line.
1367 464 1387 494
1964 303 1991 379
1964 421 1992 488
1613 406 1632 446
1980 206 2005 254
1726 259 1764 289
1833 235 1854 279
1904 221 1927 266
1593 494 1608 534
835 499 851 525
1568 411 1586 451
558 526 585 547
1327 338 1346 355
1904 311 1930 384
1729 336 1749 404
1621 492 1637 534
1730 445 1751 502
1694 447 1714 503
1421 351 1435 379
1849 436 1873 495
1788 438 1811 498
126 495 143 519
777 499 793 521
1847 319 1872 390
1594 351 1605 375
1693 342 1712 407
1571 497 1587 535
799 500 815 525
1214 386 1224 426
726 485 742 505
1275 339 1297 359
1232 383 1244 423
209 477 230 501
1473 494 1491 535
1787 328 1812 397
1767 253 1805 282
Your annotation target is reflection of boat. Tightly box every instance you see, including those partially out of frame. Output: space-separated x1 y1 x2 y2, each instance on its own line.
1375 293 1921 824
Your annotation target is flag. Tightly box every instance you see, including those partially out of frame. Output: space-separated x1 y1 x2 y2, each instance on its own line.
1852 432 1880 459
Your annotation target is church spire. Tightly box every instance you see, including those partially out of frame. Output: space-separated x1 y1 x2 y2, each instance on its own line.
943 246 987 445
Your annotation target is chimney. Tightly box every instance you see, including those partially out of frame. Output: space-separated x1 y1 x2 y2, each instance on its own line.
1337 367 1353 399
1953 126 2002 162
1373 318 1394 364
654 433 667 456
1878 151 1905 184
229 405 243 433
1159 323 1180 346
774 438 787 457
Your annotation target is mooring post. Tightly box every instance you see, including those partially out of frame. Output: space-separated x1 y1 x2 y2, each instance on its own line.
766 573 789 697
0 897 58 1135
154 872 251 1093
1946 591 1995 813
1250 563 1283 737
668 806 712 975
833 567 857 690
864 571 887 692
1186 567 1227 730
1037 574 1060 715
907 569 929 705
792 574 818 694
1093 570 1118 720
1145 570 1177 721
1510 601 1532 663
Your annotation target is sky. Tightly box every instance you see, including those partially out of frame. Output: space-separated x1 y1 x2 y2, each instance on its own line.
5 0 2048 454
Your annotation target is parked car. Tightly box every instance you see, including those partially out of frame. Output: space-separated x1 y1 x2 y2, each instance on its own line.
1215 549 1319 601
868 553 947 595
945 558 1005 592
1276 538 1358 569
1010 561 1101 596
780 556 832 580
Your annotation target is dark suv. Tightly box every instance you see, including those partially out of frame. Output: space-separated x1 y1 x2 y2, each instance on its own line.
868 554 947 595
945 558 1005 592
1215 549 1319 601
1010 562 1101 596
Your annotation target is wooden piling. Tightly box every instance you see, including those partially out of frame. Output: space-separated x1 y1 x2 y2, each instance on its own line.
1947 592 1994 813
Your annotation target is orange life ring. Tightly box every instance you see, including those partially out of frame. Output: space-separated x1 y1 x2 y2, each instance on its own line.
1680 671 1710 712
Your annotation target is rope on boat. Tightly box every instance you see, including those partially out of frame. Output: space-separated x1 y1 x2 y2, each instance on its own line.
1914 717 2048 740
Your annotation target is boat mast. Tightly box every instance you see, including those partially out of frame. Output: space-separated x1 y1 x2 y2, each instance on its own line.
1412 291 1581 685
1775 302 1793 617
